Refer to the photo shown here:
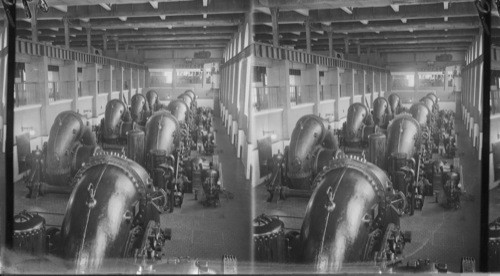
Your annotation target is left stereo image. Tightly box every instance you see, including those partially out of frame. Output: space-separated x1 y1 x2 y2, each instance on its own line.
2 0 252 274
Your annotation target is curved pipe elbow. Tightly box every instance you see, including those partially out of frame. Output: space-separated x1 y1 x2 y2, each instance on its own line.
167 100 189 124
61 154 153 273
178 94 193 109
420 96 434 113
46 111 97 185
102 99 129 141
372 97 391 128
146 90 160 111
286 115 328 188
299 157 394 272
386 115 421 159
130 94 149 124
145 111 180 157
388 94 401 115
344 103 369 143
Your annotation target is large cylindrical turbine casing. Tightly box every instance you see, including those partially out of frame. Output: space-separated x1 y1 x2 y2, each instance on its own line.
420 96 434 113
145 111 179 157
146 90 159 111
130 94 149 124
426 93 438 105
409 102 431 127
372 97 391 128
61 153 157 273
386 114 421 159
388 94 401 115
344 103 368 144
127 129 145 166
166 99 189 125
286 115 338 189
368 133 387 171
178 93 193 109
184 90 196 101
299 157 396 272
46 111 98 186
102 99 129 141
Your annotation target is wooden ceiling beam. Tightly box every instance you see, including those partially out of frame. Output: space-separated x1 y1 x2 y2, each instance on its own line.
53 39 230 46
255 29 478 41
253 19 480 34
7 0 248 21
253 0 472 11
139 45 225 49
291 40 470 48
16 17 242 30
379 47 467 53
50 35 232 43
253 2 476 24
308 45 467 53
20 26 238 37
293 37 472 46
368 42 471 49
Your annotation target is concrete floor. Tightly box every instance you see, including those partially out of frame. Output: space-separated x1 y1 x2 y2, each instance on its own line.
254 116 481 272
12 116 252 272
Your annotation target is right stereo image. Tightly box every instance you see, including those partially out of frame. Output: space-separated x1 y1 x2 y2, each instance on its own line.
251 0 491 273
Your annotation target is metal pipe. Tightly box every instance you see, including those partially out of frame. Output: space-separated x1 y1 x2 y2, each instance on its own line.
45 111 97 186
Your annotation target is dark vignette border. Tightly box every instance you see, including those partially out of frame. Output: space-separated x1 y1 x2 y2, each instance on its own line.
480 1 491 272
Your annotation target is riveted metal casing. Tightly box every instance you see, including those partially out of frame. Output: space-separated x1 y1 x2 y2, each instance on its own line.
388 94 401 115
372 97 391 129
13 211 46 255
299 156 397 272
61 153 157 273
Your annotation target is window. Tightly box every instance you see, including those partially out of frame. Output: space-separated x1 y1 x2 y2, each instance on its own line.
391 72 415 90
491 71 500 114
418 72 444 89
289 69 301 76
289 74 300 106
289 86 299 106
176 68 202 85
149 69 173 87
48 65 60 102
204 63 218 86
14 62 38 107
319 71 325 100
253 66 266 83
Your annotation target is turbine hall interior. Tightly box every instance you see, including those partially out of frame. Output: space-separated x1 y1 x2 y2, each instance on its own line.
0 0 494 274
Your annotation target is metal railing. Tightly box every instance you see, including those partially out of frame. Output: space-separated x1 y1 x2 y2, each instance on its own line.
290 85 315 106
16 38 146 70
254 86 283 111
320 84 337 101
80 80 97 97
252 42 389 74
48 81 74 102
98 80 112 94
14 82 40 107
